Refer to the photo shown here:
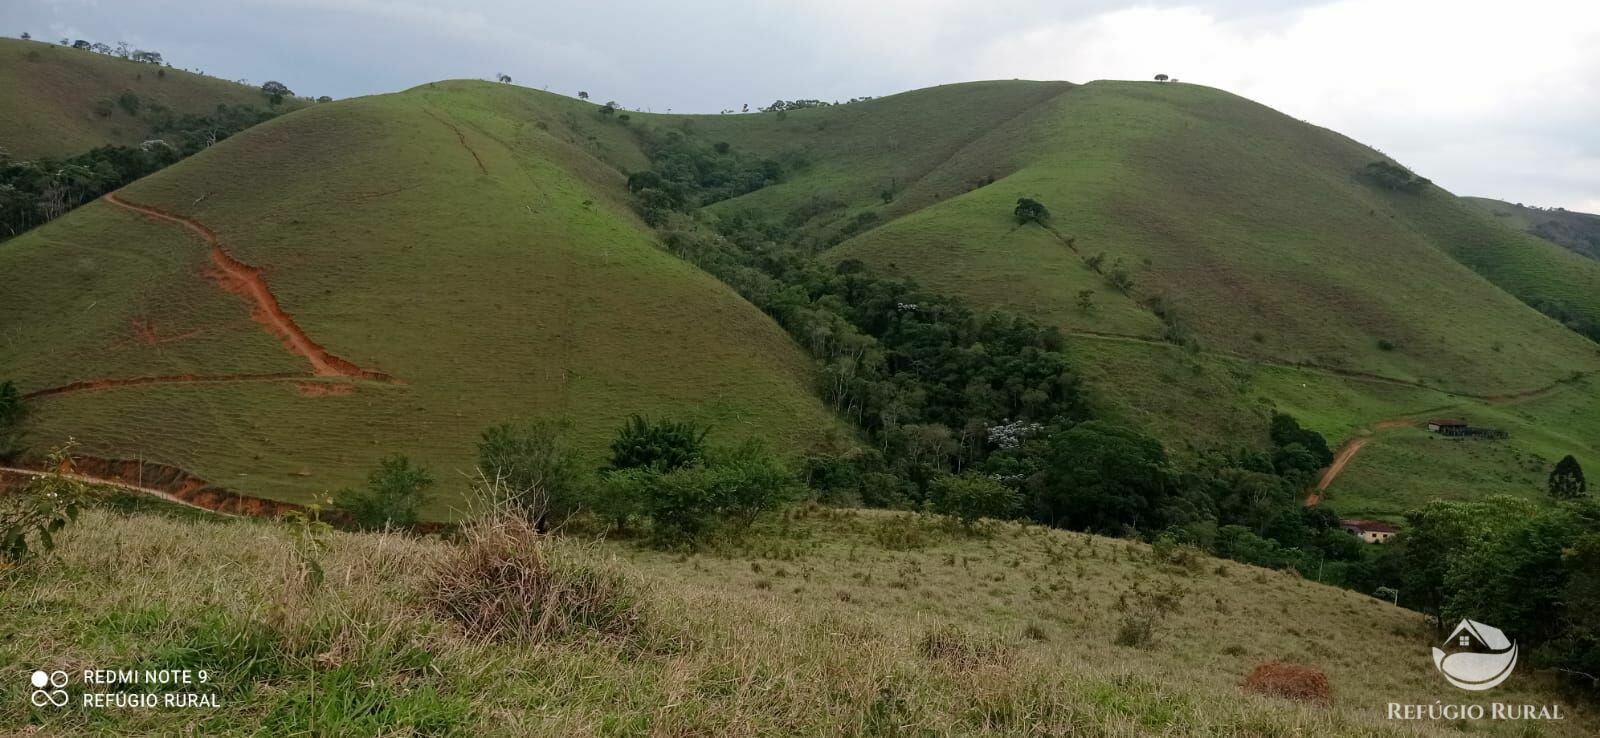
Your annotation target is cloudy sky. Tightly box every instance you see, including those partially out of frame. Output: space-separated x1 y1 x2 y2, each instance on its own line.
6 0 1598 211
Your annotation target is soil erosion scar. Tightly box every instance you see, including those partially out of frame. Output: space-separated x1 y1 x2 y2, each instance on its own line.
104 193 394 382
423 109 487 174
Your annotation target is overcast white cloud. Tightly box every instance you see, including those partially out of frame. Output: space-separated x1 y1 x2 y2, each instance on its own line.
3 0 1597 210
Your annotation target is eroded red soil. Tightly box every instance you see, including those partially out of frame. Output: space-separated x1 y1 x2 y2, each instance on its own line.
104 192 394 382
24 372 306 399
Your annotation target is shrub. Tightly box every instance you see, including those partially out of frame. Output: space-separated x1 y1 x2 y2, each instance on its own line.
430 509 645 642
1363 160 1430 193
639 442 799 543
1113 578 1187 648
927 472 1019 527
116 90 141 116
609 415 708 472
1 443 86 563
334 454 432 530
1241 662 1332 705
476 419 588 524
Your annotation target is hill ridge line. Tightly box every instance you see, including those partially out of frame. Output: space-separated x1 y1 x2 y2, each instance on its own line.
104 192 398 382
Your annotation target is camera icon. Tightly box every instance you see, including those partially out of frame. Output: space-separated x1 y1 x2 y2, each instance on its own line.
29 670 69 708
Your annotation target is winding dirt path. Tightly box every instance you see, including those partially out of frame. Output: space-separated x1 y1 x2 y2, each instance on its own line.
103 193 394 382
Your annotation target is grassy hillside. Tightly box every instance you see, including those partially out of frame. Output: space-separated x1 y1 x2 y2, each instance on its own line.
647 80 1600 515
0 80 848 514
4 503 1592 736
0 37 298 160
1467 196 1600 261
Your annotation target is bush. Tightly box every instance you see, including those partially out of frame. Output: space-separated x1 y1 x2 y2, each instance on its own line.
927 472 1019 527
476 419 587 524
1363 160 1430 193
1 444 86 563
431 510 645 642
644 443 799 543
1241 662 1332 705
1113 578 1187 648
116 91 141 116
609 415 708 472
334 454 432 530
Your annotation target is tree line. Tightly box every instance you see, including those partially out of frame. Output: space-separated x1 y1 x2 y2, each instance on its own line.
0 104 280 239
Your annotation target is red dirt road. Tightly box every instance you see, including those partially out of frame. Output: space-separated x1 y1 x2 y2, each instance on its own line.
1305 419 1418 505
103 193 393 381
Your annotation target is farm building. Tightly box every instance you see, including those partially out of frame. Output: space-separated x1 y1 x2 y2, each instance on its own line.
1425 419 1508 439
1341 519 1398 544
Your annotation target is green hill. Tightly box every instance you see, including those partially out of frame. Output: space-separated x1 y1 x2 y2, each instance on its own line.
0 80 848 514
0 37 299 160
1467 196 1600 261
5 502 1594 736
658 80 1600 518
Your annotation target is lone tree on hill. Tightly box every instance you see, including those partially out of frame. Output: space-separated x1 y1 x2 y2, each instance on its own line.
1154 73 1169 82
260 80 292 97
1550 455 1587 500
1014 197 1050 225
497 73 511 83
577 90 589 100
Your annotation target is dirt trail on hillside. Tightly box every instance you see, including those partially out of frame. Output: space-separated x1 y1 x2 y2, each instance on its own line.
103 193 394 382
0 464 234 517
424 109 487 174
1305 419 1419 506
25 372 309 399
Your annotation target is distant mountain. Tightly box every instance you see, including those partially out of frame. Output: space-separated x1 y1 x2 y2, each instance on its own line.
1466 196 1600 261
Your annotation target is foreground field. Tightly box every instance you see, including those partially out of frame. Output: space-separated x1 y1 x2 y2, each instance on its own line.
1 504 1592 736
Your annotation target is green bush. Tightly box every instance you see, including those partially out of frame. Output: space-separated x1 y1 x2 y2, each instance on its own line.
334 454 433 530
605 441 799 543
476 419 587 523
1014 197 1049 225
927 472 1019 527
1 444 86 562
609 414 709 472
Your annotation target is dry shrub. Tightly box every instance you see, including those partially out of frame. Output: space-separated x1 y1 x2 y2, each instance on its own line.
916 623 1009 668
431 510 645 643
1242 662 1332 705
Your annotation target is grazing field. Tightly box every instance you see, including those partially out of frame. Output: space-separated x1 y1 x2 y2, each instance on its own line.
3 503 1593 736
0 81 849 513
0 37 299 159
1466 196 1600 261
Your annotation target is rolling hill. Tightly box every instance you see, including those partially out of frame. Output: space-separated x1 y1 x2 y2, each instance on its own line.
1467 196 1600 261
0 80 849 514
667 80 1600 518
0 37 300 160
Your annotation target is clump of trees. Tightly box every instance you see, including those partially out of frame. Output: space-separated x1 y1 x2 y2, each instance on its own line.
1013 197 1049 225
1364 160 1431 192
624 128 787 225
1390 494 1600 690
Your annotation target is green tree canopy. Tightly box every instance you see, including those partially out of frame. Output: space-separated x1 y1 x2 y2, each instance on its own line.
1550 454 1587 500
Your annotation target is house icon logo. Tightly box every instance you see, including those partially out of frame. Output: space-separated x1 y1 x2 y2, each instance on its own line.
1432 619 1517 691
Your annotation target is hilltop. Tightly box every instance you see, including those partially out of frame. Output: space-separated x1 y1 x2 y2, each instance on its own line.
0 80 848 514
3 501 1593 735
1467 196 1600 261
0 37 302 160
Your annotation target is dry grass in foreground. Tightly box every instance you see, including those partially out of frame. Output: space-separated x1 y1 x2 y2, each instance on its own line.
0 503 1593 736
